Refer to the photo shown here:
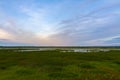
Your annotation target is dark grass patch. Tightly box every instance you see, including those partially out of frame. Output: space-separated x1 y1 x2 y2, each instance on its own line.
80 69 106 74
15 68 34 75
40 66 63 72
78 63 96 69
48 72 78 78
113 61 120 65
0 66 7 70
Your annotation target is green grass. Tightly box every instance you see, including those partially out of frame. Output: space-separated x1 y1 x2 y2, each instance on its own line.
0 49 120 80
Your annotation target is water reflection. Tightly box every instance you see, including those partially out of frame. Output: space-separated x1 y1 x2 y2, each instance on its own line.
1 47 120 53
19 48 110 52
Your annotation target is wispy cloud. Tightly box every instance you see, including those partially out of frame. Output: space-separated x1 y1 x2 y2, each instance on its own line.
0 0 120 46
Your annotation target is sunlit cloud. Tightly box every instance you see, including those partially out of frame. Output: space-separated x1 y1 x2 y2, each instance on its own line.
0 29 14 40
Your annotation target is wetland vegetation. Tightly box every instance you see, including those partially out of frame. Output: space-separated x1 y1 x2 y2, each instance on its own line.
0 47 120 80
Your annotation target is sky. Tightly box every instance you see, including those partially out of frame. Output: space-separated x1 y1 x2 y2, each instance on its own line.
0 0 120 46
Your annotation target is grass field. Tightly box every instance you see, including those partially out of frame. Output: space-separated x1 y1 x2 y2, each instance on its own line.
0 47 120 80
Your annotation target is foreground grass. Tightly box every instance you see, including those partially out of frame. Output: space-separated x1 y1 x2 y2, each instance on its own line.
0 49 120 80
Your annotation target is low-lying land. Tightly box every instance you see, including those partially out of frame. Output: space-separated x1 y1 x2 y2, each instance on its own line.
0 47 120 80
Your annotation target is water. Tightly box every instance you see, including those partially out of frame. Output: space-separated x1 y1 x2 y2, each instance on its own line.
1 47 120 53
18 48 111 53
20 48 55 52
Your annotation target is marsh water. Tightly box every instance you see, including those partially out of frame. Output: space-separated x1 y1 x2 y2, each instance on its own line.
1 47 120 53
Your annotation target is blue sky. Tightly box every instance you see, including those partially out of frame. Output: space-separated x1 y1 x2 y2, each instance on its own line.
0 0 120 46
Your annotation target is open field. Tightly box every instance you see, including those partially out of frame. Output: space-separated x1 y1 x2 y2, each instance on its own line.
0 47 120 80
